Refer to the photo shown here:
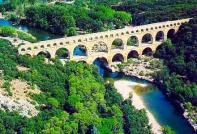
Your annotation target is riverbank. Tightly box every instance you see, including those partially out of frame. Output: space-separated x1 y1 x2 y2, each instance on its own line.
112 56 163 82
114 80 162 134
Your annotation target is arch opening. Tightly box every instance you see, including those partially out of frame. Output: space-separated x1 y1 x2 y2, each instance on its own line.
37 51 51 59
56 48 70 59
93 57 109 77
142 33 153 44
92 41 108 53
112 53 124 62
73 45 87 56
156 31 164 42
167 29 175 39
112 38 124 49
127 50 139 59
142 48 153 56
127 36 138 46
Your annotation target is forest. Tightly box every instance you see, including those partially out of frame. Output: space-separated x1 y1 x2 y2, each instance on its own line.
0 39 151 133
155 18 197 123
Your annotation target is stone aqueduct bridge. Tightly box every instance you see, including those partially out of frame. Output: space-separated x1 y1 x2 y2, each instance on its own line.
18 18 190 65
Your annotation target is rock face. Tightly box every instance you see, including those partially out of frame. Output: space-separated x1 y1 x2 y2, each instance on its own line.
112 56 163 82
0 95 39 118
0 79 40 118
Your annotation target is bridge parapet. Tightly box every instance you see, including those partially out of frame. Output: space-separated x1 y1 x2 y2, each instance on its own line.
18 18 191 65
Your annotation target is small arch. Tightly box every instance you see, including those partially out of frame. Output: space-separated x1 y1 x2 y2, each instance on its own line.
127 36 138 46
79 60 87 64
27 47 31 50
155 31 164 42
112 38 124 49
56 48 70 59
112 53 124 62
66 42 69 44
100 36 103 39
23 54 31 57
41 45 44 48
142 47 153 56
34 47 38 49
21 48 25 51
53 43 57 46
47 44 51 47
73 45 87 56
167 29 175 39
92 41 108 53
142 33 153 44
127 50 139 59
37 51 51 59
93 57 108 66
60 42 63 45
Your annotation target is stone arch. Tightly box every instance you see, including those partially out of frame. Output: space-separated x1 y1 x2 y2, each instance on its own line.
112 53 124 62
37 51 51 59
142 33 153 44
142 47 153 56
23 54 31 57
55 48 70 59
21 48 25 51
93 57 108 66
127 50 139 59
112 38 124 49
156 31 164 42
127 36 139 46
167 29 175 39
92 41 108 53
73 45 87 56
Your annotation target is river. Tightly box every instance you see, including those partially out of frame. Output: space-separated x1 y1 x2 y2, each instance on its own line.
94 59 195 134
0 19 60 41
0 17 195 134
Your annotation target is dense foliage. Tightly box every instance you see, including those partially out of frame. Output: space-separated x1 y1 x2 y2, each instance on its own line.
24 3 131 35
113 0 197 25
155 18 197 105
0 26 37 42
0 39 150 134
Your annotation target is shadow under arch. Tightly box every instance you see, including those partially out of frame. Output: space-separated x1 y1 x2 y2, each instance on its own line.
127 50 139 59
156 31 164 42
167 29 175 39
112 53 124 62
142 33 153 44
37 51 51 59
142 47 153 56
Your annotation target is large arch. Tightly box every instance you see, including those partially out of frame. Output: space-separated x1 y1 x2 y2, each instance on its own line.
127 50 139 59
167 29 175 39
112 38 124 49
142 33 153 44
92 41 108 53
73 45 87 56
127 36 139 46
155 31 164 42
37 51 51 59
142 47 153 56
112 53 124 62
55 48 70 59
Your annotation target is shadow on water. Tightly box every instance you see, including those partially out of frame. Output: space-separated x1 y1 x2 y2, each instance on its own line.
94 60 195 134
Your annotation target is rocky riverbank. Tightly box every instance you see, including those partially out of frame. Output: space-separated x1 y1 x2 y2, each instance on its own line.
111 56 163 82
